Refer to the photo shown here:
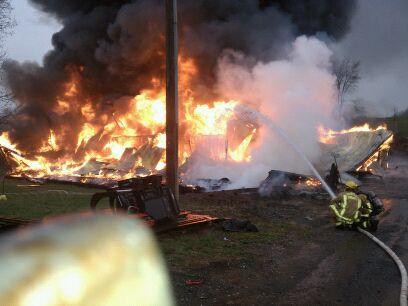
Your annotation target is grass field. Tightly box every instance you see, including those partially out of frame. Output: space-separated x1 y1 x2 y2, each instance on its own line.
385 114 408 137
0 178 105 219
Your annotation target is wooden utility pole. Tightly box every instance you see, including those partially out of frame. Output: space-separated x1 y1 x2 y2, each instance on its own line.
165 0 179 200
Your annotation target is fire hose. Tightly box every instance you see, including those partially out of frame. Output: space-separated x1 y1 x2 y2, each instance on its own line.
239 105 407 305
357 226 407 306
327 186 407 305
326 192 407 306
326 190 407 306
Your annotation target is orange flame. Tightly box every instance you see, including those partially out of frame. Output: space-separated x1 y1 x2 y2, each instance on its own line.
356 134 393 172
318 123 388 144
0 59 255 180
229 129 255 162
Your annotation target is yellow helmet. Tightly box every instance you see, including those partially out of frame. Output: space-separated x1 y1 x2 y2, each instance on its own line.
345 180 358 189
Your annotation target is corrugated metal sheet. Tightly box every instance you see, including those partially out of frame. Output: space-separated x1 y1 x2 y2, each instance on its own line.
318 129 393 173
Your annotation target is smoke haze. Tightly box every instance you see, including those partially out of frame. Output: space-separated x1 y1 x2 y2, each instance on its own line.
184 36 337 187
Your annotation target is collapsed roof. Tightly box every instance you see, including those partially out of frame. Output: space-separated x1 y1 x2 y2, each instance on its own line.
318 128 393 173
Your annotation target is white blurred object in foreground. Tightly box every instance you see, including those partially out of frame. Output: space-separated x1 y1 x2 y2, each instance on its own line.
0 214 174 306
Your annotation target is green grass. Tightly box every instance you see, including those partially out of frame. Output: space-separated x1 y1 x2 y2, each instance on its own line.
385 115 408 137
0 178 107 219
159 221 308 269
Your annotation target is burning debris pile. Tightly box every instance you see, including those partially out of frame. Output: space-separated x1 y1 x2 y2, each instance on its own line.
0 108 393 190
259 170 324 199
0 97 256 186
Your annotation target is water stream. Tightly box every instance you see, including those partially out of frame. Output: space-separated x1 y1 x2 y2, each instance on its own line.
235 105 336 199
233 108 408 305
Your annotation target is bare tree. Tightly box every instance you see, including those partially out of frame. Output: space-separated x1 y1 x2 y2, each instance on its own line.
0 0 15 62
333 58 361 109
0 1 13 35
0 0 16 129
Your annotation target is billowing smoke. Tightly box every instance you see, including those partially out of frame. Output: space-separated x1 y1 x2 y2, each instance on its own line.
2 0 356 186
4 0 355 149
184 36 338 187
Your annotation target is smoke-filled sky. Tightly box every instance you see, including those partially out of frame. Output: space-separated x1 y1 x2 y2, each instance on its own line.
3 0 355 152
5 0 407 117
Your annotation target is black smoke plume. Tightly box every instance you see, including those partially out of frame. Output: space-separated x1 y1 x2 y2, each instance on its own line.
3 0 356 154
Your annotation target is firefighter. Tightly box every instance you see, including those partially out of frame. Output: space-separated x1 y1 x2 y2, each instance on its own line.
326 162 340 192
352 182 383 230
329 180 375 231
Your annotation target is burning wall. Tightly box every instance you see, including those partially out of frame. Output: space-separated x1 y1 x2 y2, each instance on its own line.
184 36 339 188
0 1 358 187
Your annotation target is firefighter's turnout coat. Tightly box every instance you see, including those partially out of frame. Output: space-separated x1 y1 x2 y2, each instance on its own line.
329 191 373 229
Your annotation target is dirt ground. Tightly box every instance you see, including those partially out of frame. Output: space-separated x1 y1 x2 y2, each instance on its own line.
159 150 408 306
